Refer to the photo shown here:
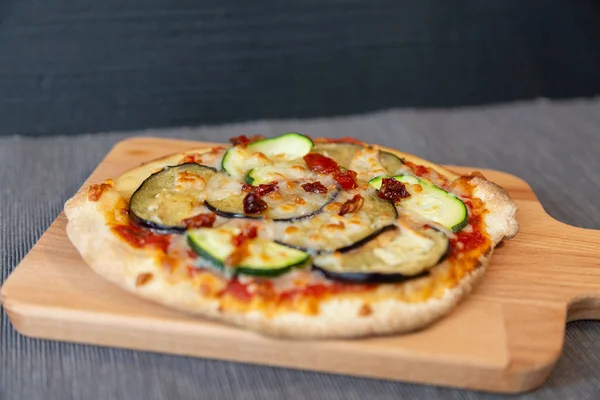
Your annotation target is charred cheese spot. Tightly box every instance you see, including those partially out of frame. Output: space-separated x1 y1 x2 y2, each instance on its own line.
325 202 342 213
295 197 307 205
358 303 372 317
88 181 113 201
285 226 300 234
135 273 154 287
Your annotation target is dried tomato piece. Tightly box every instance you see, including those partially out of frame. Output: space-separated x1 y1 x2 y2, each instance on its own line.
227 225 259 266
333 170 358 190
339 194 364 216
303 154 341 174
243 192 268 215
229 135 265 146
182 212 216 229
254 182 279 197
231 225 259 247
301 181 328 194
377 178 410 203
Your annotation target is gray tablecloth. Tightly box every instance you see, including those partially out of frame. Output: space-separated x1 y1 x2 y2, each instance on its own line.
2 98 600 399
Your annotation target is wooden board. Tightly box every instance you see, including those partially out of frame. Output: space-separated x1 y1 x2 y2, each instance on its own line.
2 137 600 394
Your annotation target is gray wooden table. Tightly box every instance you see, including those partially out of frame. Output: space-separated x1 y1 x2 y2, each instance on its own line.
2 98 599 399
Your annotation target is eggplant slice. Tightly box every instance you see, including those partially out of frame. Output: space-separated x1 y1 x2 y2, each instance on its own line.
273 191 398 253
311 142 403 174
205 173 339 221
312 221 449 283
129 163 216 233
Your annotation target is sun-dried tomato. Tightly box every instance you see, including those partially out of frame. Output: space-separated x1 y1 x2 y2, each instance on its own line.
303 154 340 174
231 225 259 247
229 135 265 146
377 178 410 202
227 225 259 266
243 192 268 215
333 170 358 190
182 212 216 229
339 194 364 216
254 182 279 197
301 181 328 194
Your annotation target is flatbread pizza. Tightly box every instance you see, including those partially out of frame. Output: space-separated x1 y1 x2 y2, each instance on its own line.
64 133 519 338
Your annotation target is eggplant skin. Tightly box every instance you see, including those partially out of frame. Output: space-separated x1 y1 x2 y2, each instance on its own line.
336 225 398 253
129 210 187 234
128 163 217 234
312 266 429 284
204 201 262 220
275 225 398 255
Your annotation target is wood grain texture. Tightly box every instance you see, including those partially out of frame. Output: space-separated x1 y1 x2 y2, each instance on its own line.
2 137 599 393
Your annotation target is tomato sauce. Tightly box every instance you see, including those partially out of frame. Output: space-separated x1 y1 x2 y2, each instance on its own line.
112 224 171 252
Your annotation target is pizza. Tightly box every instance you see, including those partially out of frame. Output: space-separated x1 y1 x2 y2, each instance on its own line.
64 133 519 339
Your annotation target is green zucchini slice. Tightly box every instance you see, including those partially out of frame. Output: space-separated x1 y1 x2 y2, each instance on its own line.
187 226 309 277
369 175 468 232
247 132 314 160
222 133 313 179
129 163 216 232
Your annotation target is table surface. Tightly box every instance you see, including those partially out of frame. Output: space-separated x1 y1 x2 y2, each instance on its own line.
2 98 600 399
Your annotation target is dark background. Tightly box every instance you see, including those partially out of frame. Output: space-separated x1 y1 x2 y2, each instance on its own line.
1 0 599 136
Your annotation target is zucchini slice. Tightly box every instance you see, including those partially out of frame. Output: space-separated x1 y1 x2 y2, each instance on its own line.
244 164 312 185
247 132 314 160
273 191 398 253
187 226 309 277
205 175 339 221
369 175 468 232
312 222 449 283
129 163 216 232
222 133 313 179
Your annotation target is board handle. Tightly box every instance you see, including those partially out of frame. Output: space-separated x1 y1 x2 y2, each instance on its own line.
553 222 600 322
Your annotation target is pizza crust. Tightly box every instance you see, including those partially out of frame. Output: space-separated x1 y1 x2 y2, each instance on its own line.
64 143 519 339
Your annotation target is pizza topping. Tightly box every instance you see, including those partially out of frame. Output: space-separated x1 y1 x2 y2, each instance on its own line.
112 224 171 252
376 178 411 203
128 163 217 233
370 175 468 232
333 170 358 190
229 135 265 146
311 141 405 175
88 182 113 201
312 221 448 283
243 192 268 215
222 133 314 179
182 212 217 229
253 182 279 197
206 176 338 221
303 153 340 174
339 194 364 216
187 225 309 277
274 192 397 253
135 273 154 287
301 181 328 194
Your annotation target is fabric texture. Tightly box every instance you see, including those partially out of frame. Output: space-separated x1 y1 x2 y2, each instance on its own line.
2 0 600 136
2 98 600 399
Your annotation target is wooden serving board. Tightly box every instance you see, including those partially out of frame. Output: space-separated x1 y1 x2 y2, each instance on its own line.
2 137 600 394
